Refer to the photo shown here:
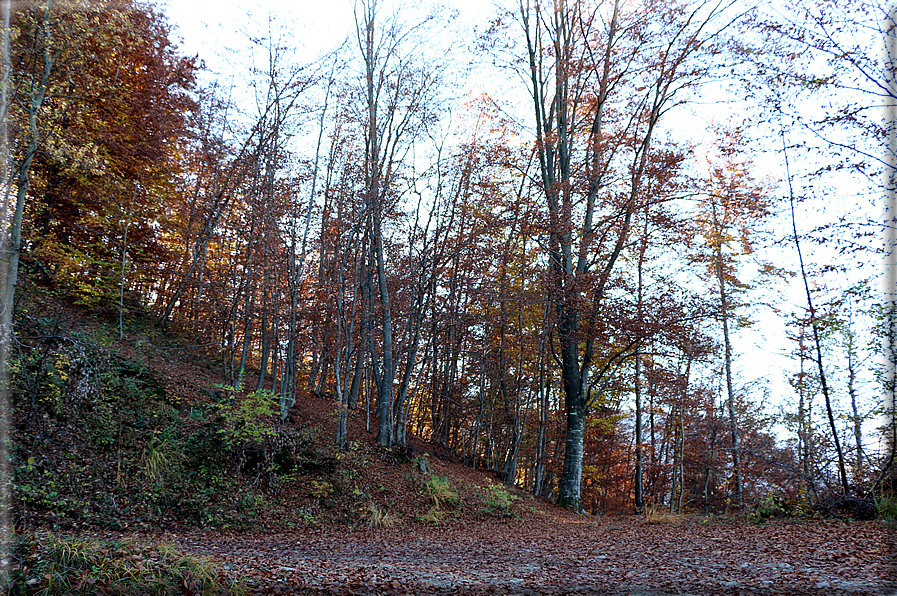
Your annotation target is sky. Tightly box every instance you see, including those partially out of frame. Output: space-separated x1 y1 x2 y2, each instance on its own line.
162 0 496 80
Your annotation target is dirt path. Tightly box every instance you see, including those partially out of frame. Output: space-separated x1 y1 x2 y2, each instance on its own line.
161 517 896 595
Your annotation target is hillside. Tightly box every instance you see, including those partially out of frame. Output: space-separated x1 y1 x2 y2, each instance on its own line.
8 284 553 535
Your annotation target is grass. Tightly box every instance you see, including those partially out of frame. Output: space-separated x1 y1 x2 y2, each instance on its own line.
366 504 401 528
480 482 519 517
643 504 688 525
5 531 248 595
877 495 897 528
422 475 459 511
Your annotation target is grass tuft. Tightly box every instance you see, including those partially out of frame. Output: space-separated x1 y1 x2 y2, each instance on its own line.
367 504 401 529
4 531 248 595
422 475 459 511
643 504 687 525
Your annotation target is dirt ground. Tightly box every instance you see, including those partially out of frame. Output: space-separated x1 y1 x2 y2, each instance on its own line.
152 514 896 595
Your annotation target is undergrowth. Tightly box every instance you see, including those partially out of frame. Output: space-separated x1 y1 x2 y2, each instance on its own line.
480 481 519 517
366 505 401 528
9 299 322 531
422 475 459 510
4 532 247 595
643 504 687 525
747 492 814 522
876 495 897 527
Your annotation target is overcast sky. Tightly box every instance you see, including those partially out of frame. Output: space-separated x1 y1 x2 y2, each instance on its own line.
162 0 496 79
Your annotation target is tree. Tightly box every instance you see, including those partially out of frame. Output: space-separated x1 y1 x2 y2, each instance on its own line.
688 127 772 507
353 0 443 446
9 1 196 306
0 0 12 573
743 0 897 495
506 0 735 509
783 136 850 496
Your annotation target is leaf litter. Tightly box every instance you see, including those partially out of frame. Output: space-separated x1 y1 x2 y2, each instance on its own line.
132 515 896 595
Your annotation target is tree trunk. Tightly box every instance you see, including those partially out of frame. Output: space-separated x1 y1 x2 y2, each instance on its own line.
559 402 586 511
711 202 742 508
784 135 850 497
257 308 269 392
634 211 649 514
348 348 364 410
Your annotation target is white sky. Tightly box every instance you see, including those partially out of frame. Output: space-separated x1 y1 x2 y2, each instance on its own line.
162 0 497 79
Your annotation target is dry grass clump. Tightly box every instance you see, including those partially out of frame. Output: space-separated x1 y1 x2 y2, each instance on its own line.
643 504 688 525
6 531 248 595
367 504 401 529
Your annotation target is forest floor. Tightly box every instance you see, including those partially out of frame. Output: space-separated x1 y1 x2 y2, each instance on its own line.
90 513 892 595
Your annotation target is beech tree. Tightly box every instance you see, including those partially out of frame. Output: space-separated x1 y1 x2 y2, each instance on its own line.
504 0 736 509
743 0 897 495
687 128 772 507
6 0 195 308
353 0 444 446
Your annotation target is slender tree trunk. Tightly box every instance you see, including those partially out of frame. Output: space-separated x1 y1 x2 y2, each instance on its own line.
372 232 395 446
634 212 649 514
677 413 685 514
471 352 486 470
0 0 14 566
4 22 52 320
236 226 257 389
256 304 269 392
118 193 135 339
783 132 850 497
348 347 364 410
534 320 549 496
711 202 742 508
703 419 717 513
844 308 865 481
649 378 657 499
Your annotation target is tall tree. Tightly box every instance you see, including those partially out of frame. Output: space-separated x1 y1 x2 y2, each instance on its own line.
688 128 772 507
782 134 851 496
508 0 734 509
354 0 442 446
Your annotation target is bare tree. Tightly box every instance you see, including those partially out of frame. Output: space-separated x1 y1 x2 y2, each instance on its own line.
354 0 443 446
510 0 736 509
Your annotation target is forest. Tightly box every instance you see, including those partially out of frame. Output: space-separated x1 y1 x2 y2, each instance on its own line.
0 1 896 590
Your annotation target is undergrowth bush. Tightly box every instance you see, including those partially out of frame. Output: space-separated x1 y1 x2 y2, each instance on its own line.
481 482 518 517
8 317 299 530
643 504 687 525
752 492 813 520
877 496 897 527
422 475 459 510
367 505 400 528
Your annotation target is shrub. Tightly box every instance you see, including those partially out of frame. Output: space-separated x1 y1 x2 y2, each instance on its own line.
212 389 277 450
481 481 518 517
877 495 897 518
141 429 186 486
423 475 459 510
753 492 813 520
310 480 334 501
417 506 443 525
643 504 687 525
367 505 400 529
